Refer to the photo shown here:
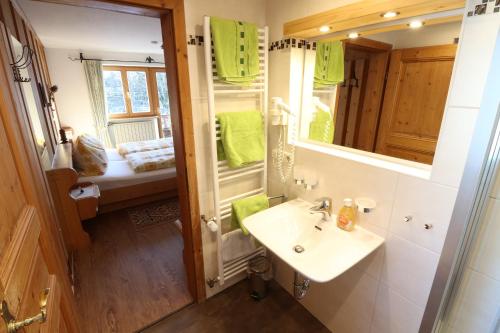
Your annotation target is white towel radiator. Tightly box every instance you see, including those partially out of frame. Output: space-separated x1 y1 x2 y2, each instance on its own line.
203 16 269 286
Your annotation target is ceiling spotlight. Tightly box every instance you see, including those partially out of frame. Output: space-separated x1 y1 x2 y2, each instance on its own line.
348 32 359 39
381 11 399 18
319 25 330 33
408 20 424 29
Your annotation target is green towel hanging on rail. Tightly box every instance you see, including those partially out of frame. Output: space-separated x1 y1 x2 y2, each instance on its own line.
231 194 269 235
314 40 344 88
210 17 259 85
216 110 264 168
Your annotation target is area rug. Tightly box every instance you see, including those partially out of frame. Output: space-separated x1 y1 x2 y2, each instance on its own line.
128 198 180 231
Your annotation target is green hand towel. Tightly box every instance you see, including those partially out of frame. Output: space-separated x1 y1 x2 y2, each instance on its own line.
309 109 334 143
216 111 264 168
314 40 344 88
231 194 269 235
210 17 259 85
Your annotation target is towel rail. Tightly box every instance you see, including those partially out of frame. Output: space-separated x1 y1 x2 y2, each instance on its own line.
204 16 269 287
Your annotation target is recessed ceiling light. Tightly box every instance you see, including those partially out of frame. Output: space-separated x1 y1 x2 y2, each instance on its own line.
348 32 359 39
319 25 330 33
151 40 159 44
381 11 399 18
408 20 424 29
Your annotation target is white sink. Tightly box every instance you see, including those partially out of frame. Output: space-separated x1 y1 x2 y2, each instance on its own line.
243 199 385 283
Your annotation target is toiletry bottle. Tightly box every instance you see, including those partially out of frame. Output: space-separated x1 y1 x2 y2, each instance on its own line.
337 198 356 231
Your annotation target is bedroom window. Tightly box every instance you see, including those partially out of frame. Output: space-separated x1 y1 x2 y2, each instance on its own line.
103 66 172 137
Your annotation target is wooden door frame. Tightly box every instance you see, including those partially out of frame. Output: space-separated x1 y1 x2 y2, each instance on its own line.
33 0 206 301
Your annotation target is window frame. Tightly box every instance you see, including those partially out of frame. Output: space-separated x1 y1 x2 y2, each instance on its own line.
103 65 162 119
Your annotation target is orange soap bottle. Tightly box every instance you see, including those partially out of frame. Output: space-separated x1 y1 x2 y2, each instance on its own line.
337 198 356 231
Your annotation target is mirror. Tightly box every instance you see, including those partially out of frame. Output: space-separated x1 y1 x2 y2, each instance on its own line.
10 36 52 168
299 13 462 165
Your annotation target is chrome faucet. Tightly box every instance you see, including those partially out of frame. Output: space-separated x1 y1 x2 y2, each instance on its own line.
309 197 332 221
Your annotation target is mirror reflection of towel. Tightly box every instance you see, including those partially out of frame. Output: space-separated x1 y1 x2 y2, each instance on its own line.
309 109 334 143
314 40 344 88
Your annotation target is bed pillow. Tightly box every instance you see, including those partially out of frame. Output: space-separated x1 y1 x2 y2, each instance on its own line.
73 134 108 176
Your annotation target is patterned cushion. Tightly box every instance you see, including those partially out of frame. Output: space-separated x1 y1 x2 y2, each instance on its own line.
73 134 108 176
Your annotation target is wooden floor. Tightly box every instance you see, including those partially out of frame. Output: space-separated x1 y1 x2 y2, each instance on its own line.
142 280 330 333
74 202 192 333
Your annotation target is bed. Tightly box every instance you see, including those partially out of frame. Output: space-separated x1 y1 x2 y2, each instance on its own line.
47 143 178 216
79 147 178 212
80 148 177 191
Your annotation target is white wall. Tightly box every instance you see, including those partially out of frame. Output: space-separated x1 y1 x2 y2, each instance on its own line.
45 48 164 137
263 1 500 333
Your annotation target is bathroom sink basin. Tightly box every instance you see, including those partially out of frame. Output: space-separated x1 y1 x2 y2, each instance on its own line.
243 199 384 283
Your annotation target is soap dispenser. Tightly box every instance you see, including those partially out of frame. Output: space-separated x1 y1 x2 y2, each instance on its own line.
337 198 356 231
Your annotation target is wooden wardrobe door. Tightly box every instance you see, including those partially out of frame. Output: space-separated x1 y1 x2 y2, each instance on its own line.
0 19 77 333
375 44 456 164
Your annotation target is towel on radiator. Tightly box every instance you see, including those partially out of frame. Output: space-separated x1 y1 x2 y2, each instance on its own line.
231 193 269 235
221 229 257 263
210 17 259 85
216 110 264 168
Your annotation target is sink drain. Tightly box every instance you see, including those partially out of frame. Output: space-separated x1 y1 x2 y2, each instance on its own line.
293 245 305 253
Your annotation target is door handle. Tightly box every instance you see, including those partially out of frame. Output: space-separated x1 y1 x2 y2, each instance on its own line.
1 288 49 333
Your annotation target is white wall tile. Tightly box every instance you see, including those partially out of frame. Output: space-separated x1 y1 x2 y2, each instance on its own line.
469 197 500 280
389 175 458 254
381 234 440 308
431 107 479 188
447 269 500 333
293 148 399 230
355 223 387 281
448 15 500 108
370 283 424 333
302 268 379 333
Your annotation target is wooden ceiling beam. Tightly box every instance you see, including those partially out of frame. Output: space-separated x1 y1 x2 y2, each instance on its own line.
322 14 463 42
284 0 465 39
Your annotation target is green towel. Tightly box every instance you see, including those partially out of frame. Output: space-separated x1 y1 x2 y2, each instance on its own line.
216 111 264 168
231 194 269 235
309 109 334 143
210 17 259 85
314 41 344 88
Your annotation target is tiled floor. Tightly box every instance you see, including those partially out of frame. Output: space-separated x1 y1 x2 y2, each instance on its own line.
142 279 330 333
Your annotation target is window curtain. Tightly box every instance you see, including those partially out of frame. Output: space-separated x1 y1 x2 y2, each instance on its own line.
83 60 112 147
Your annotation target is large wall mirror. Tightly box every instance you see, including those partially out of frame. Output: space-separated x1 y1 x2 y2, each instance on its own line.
296 3 463 165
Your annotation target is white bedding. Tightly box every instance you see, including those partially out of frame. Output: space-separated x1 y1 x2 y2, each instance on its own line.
79 149 176 190
105 148 126 161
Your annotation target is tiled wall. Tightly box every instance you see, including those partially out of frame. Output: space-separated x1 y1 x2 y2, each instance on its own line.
265 1 500 333
443 36 500 333
443 167 500 332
